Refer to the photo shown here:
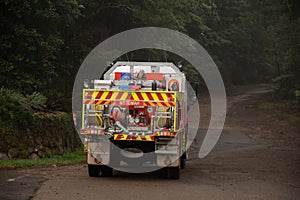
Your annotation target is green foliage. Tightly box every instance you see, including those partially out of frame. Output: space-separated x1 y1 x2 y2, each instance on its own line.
295 90 300 105
0 88 81 159
0 0 82 98
258 96 300 127
1 0 299 106
0 88 33 128
265 0 300 101
288 114 300 127
211 0 271 85
26 92 48 111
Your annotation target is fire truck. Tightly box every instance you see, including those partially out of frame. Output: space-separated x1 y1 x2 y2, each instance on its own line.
80 62 190 179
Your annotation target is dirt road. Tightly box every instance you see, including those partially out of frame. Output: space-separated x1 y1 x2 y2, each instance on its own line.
1 87 299 200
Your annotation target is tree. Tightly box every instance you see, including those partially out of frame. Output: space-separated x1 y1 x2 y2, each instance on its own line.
0 0 82 93
264 0 300 100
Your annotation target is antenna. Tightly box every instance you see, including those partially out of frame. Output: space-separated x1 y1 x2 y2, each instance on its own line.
164 51 168 62
148 50 151 61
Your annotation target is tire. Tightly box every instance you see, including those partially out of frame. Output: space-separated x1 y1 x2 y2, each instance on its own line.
88 165 100 177
100 165 113 177
180 153 186 169
158 168 168 179
166 167 180 179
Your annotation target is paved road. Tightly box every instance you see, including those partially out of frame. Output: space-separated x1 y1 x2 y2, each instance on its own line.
0 170 46 200
0 129 276 200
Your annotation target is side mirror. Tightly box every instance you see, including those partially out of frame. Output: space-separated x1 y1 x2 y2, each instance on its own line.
188 95 197 111
83 79 90 88
191 95 197 102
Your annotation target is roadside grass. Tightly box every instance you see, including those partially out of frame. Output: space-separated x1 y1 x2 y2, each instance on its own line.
258 98 300 127
288 114 300 126
0 147 85 169
258 101 283 110
230 83 273 91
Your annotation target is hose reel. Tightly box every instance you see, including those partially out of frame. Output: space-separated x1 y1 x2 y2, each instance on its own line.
156 107 171 129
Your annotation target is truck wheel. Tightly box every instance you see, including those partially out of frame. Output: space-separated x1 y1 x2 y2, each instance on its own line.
158 168 167 178
100 166 113 177
167 167 180 179
88 165 100 177
180 153 186 169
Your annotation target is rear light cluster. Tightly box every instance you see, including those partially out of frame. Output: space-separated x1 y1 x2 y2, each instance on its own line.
154 132 177 136
80 129 104 134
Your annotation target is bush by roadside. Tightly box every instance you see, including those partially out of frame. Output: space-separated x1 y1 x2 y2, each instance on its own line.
0 88 81 159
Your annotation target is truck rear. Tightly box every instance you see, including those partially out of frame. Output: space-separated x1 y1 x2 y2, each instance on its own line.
81 62 188 179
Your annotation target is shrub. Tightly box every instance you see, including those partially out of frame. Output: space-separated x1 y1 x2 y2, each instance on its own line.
0 88 81 159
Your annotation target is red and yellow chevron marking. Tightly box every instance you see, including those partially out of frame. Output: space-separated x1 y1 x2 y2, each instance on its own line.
84 90 176 106
114 134 154 141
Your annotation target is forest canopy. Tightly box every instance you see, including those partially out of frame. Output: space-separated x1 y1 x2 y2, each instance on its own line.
0 0 299 111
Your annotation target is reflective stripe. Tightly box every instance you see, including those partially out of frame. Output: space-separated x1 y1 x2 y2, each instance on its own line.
131 92 139 101
114 134 154 141
120 92 128 100
84 90 176 106
151 93 160 101
111 91 119 100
